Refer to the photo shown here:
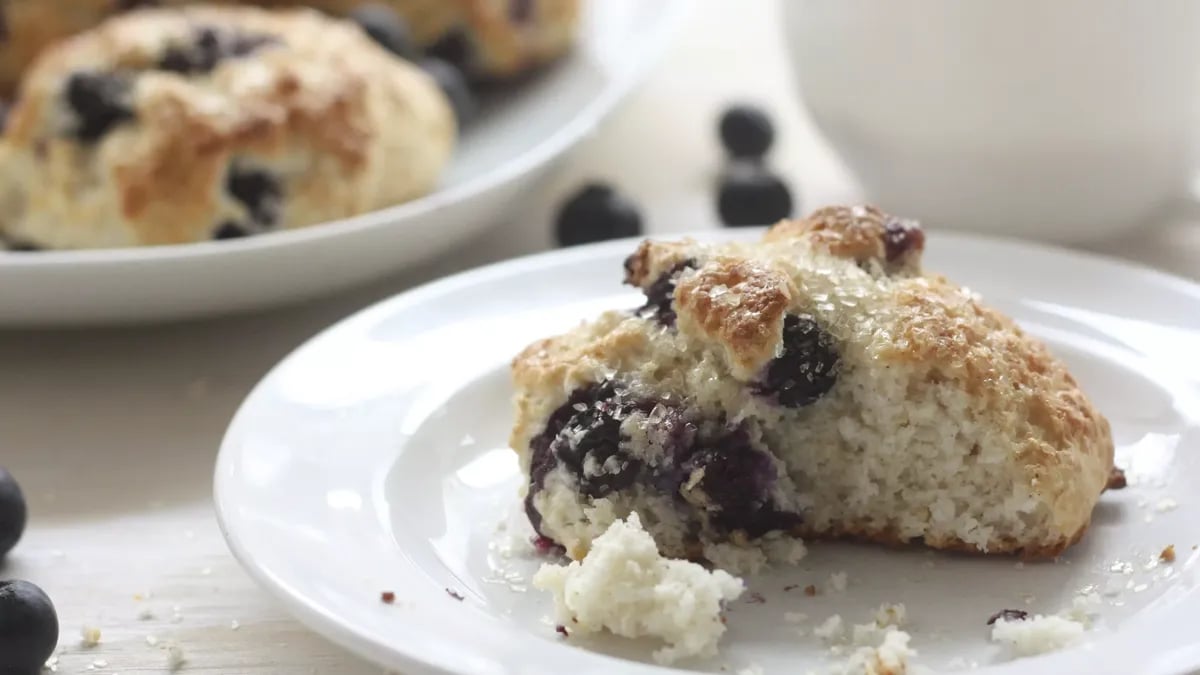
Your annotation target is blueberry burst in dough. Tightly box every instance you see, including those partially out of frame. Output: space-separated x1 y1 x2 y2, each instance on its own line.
510 205 1114 572
0 5 453 249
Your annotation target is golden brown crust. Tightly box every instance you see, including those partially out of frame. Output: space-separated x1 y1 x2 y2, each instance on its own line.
674 258 793 379
765 204 925 275
795 517 1088 561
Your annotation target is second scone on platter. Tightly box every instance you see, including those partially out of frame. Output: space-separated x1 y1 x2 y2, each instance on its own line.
0 5 455 250
511 205 1116 572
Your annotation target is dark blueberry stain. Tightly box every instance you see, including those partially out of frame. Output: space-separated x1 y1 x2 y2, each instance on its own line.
679 425 802 537
425 28 473 72
636 259 696 327
158 26 277 75
987 609 1030 625
65 72 135 142
753 314 840 407
213 221 248 240
883 217 924 264
226 166 282 227
509 0 535 22
525 382 804 544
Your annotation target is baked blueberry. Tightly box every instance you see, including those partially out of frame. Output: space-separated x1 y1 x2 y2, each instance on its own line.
754 314 839 407
226 166 282 227
555 184 643 247
158 27 276 75
637 259 696 327
425 29 473 72
420 58 477 128
0 580 58 675
213 221 248 241
718 105 774 159
681 426 802 536
65 71 134 142
510 0 536 23
0 468 26 559
717 162 793 227
350 5 417 60
882 216 925 263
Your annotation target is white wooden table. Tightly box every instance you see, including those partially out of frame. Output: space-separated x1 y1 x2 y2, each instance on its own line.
4 3 1199 673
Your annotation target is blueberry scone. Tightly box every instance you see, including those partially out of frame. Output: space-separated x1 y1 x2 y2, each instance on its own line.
272 0 582 79
0 5 454 249
0 1 580 98
511 205 1115 569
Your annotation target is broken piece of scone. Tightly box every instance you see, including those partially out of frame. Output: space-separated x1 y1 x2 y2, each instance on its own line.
511 205 1114 569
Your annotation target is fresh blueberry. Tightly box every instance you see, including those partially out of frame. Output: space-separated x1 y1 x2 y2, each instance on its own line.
718 105 774 159
350 4 417 60
213 221 248 240
0 468 25 559
0 580 58 675
420 58 477 128
226 166 282 227
882 216 925 264
65 72 134 142
753 314 839 407
717 162 793 227
681 426 802 536
636 259 696 327
555 184 643 247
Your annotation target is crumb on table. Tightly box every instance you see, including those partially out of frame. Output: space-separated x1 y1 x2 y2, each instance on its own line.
1160 545 1176 563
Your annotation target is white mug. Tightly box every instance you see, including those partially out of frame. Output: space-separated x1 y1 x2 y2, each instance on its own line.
782 0 1200 243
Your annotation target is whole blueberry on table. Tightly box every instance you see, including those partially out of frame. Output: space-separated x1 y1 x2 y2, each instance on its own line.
0 580 58 675
0 468 25 559
350 4 417 60
420 58 477 128
717 162 794 227
555 183 644 247
718 105 774 160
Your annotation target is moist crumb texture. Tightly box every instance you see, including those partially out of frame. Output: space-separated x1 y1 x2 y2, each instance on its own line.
531 513 745 665
511 204 1115 568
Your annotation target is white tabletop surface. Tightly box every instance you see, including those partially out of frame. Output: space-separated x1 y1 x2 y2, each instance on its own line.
4 3 1199 674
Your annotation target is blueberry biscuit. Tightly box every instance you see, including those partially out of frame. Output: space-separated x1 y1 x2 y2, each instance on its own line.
511 205 1114 570
0 1 580 98
0 5 454 249
273 0 582 79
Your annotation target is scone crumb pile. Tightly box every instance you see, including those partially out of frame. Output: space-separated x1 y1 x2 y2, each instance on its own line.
989 614 1085 657
532 513 744 664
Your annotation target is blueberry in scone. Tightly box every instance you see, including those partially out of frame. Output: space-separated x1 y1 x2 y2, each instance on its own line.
511 205 1114 570
0 6 454 249
286 0 582 80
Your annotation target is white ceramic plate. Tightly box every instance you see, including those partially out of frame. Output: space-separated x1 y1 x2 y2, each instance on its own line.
0 1 685 327
215 230 1200 675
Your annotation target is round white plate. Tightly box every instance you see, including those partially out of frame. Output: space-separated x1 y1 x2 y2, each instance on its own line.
215 230 1200 675
0 1 685 327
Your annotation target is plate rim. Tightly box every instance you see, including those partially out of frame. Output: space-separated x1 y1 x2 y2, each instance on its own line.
214 229 1200 675
0 0 691 270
